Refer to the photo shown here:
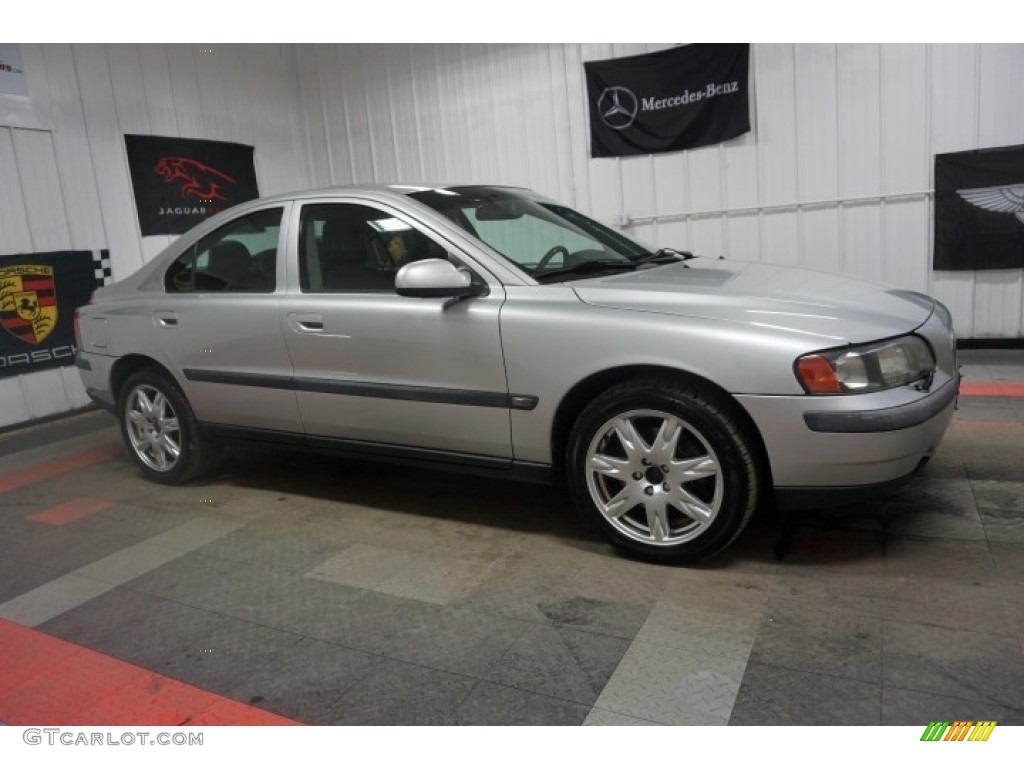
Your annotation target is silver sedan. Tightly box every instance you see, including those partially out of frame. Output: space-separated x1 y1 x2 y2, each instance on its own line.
75 184 959 563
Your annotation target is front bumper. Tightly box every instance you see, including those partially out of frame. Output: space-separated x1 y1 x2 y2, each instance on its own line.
802 376 957 433
771 460 931 510
736 369 958 494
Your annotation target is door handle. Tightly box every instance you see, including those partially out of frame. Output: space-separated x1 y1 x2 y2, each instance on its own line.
288 312 324 333
153 311 178 328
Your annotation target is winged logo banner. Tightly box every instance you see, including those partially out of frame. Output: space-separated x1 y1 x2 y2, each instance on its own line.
934 145 1024 271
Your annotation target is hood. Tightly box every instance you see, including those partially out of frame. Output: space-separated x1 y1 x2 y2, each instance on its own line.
571 258 934 346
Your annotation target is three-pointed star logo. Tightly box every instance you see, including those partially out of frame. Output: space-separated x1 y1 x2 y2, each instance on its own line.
957 183 1024 224
597 87 639 131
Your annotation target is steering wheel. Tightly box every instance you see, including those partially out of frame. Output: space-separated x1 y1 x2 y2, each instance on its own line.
536 245 570 271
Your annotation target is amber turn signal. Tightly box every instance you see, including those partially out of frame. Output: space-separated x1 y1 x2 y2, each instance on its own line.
797 355 843 393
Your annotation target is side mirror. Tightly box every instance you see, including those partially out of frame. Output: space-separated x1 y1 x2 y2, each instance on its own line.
395 259 482 299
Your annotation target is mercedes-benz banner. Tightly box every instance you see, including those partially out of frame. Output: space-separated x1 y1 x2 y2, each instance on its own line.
585 44 750 158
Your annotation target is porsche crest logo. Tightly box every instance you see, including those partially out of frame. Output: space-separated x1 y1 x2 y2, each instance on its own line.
0 265 58 345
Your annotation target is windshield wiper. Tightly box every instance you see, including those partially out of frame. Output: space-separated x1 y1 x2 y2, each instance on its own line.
631 247 696 264
532 259 639 282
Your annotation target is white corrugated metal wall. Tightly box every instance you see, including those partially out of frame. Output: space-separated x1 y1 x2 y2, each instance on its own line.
297 43 1024 340
1 43 1022 429
0 44 314 427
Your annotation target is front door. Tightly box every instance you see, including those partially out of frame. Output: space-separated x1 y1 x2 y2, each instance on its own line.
281 199 513 461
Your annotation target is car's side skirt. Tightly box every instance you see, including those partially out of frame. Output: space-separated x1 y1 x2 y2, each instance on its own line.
198 422 555 485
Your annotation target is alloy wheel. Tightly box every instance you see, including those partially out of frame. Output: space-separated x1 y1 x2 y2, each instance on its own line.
124 383 182 472
584 408 724 546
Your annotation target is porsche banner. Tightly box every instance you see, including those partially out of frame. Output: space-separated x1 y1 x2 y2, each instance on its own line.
0 250 107 379
585 44 751 158
934 144 1024 271
125 135 260 236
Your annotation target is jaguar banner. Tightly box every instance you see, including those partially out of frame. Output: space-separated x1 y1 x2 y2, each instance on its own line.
934 144 1024 271
585 43 750 158
125 134 260 236
0 250 109 378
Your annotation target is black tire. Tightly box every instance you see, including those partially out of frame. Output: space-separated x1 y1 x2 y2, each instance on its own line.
118 368 210 485
566 376 762 564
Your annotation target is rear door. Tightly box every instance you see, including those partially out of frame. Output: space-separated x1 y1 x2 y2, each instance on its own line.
151 204 301 433
280 196 513 461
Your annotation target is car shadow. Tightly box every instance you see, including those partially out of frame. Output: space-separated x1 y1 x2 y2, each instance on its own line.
209 446 912 571
217 447 595 538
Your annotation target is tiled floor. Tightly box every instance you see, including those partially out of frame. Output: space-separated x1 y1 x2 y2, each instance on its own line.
0 349 1021 725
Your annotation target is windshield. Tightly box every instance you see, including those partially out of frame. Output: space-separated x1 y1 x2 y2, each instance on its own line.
408 186 673 283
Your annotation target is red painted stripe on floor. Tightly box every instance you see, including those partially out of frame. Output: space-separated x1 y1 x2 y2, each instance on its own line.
27 498 114 526
0 446 118 494
959 382 1024 397
0 619 300 726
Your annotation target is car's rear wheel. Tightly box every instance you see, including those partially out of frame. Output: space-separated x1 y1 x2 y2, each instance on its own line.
119 368 210 484
567 377 761 563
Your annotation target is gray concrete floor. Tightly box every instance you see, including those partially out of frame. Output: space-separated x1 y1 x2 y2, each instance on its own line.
0 350 1021 725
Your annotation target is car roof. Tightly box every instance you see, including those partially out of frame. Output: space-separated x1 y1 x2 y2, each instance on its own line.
246 183 535 207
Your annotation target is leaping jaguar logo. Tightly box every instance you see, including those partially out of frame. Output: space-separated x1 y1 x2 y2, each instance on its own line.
154 157 236 202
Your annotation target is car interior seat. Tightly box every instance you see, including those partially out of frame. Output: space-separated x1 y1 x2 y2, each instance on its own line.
320 214 393 290
206 241 252 290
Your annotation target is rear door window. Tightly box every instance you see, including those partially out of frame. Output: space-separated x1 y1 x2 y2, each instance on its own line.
165 207 283 293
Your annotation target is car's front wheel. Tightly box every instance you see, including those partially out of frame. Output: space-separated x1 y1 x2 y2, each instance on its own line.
118 368 210 484
567 377 762 563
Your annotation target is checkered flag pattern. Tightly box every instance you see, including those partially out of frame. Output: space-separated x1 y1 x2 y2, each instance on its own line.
92 249 112 287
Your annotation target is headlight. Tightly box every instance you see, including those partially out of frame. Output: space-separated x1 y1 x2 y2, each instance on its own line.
796 336 935 395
